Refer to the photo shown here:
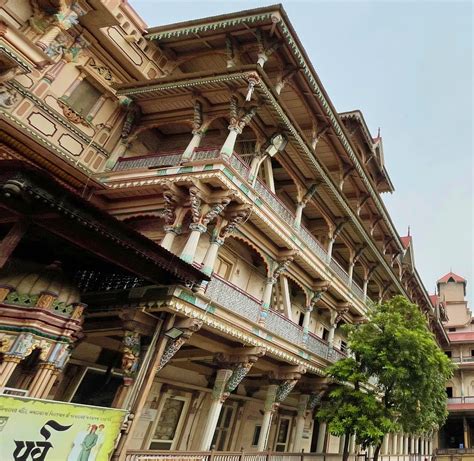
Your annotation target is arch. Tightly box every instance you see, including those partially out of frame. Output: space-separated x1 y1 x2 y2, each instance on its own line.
226 234 270 275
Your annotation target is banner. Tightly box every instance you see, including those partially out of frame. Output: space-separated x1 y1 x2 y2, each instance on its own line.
0 395 127 461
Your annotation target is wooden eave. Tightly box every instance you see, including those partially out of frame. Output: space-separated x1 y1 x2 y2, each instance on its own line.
144 5 406 257
0 161 207 286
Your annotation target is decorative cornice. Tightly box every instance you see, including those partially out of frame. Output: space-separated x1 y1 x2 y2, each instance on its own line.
0 43 32 72
146 12 275 41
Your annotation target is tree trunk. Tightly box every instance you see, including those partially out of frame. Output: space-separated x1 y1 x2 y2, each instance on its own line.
342 431 351 461
373 443 382 461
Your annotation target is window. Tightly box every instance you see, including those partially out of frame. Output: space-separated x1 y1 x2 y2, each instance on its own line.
66 80 102 116
275 417 291 451
148 395 189 450
471 350 474 357
322 328 330 341
341 341 348 352
252 425 262 446
215 256 233 279
211 403 235 450
448 328 457 332
446 387 453 398
445 351 452 358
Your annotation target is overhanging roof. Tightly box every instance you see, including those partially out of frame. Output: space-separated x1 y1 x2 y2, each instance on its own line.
0 161 208 286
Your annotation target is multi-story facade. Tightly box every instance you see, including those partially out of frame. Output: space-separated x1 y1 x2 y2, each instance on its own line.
434 273 473 451
0 2 448 460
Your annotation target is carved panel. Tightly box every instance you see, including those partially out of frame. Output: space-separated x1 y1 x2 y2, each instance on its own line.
27 112 57 137
58 134 84 156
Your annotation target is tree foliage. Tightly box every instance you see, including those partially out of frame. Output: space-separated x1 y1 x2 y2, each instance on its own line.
317 296 454 460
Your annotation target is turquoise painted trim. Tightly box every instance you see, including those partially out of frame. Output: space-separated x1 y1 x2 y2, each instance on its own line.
180 254 193 263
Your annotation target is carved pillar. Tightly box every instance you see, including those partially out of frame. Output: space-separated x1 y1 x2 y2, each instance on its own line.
28 362 58 398
113 331 141 408
180 189 231 264
327 310 338 347
199 347 265 450
201 235 224 276
36 25 62 50
301 304 313 344
363 264 378 302
182 100 206 161
0 355 21 387
160 188 186 252
348 245 365 287
220 95 257 160
201 207 251 276
292 394 310 452
294 183 319 228
259 257 293 324
303 286 328 343
316 422 327 453
326 219 347 263
257 366 305 451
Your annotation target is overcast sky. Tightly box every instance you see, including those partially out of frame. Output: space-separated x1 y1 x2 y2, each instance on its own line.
130 0 473 303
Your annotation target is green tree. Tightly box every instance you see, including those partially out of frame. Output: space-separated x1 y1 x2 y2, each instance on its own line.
317 296 454 461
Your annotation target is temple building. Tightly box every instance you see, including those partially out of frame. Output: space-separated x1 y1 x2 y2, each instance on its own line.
0 1 448 460
434 273 474 451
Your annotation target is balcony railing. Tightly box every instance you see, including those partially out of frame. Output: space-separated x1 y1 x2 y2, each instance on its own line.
112 148 368 305
447 396 474 404
451 356 474 364
125 451 424 461
205 275 342 363
125 450 346 461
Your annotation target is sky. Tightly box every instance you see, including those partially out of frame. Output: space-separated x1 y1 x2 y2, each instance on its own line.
130 0 473 303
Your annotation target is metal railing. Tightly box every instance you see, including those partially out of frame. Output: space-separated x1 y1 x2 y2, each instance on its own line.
112 148 367 305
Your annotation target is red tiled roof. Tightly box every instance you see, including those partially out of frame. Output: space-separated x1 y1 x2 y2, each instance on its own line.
437 272 466 284
400 236 411 249
448 332 474 342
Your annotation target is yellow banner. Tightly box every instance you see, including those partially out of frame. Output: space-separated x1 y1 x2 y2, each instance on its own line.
0 395 127 461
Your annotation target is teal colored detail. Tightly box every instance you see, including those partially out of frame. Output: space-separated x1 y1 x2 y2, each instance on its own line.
157 169 169 176
203 164 214 171
239 183 250 195
180 254 193 263
178 166 193 173
223 168 234 180
178 291 197 305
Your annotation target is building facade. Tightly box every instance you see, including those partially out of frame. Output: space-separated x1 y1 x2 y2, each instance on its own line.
0 1 448 460
434 273 474 451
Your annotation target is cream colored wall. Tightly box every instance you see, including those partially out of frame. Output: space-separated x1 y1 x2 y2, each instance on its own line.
440 282 465 303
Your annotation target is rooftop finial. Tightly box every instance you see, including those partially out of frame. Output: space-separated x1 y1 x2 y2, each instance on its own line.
377 127 381 138
407 225 410 236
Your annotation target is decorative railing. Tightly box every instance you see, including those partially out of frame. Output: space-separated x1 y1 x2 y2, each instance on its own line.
114 151 184 171
329 259 350 285
205 276 345 363
205 276 261 323
265 310 304 344
125 451 346 461
113 148 368 305
306 332 330 358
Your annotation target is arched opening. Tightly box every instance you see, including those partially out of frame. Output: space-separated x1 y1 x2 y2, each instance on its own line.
214 236 267 300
